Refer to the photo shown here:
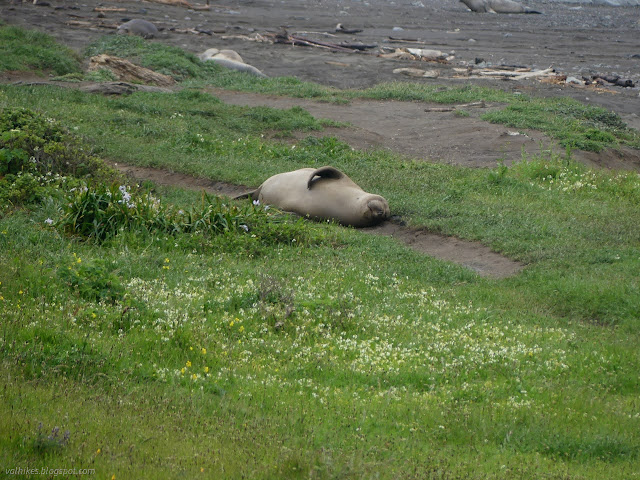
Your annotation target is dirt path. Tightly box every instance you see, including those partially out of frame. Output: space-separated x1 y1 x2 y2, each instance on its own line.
208 88 640 170
112 161 524 279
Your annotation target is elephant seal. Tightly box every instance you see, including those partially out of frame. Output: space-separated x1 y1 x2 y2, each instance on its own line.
198 48 244 63
460 0 542 13
208 58 268 78
236 166 390 228
198 48 268 78
117 19 159 39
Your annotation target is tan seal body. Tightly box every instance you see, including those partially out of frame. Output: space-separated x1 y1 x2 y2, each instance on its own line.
198 48 268 78
243 166 390 228
198 48 244 63
460 0 541 13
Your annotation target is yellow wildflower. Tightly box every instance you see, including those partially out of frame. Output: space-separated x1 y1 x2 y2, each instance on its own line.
186 361 192 368
201 347 207 355
203 366 209 373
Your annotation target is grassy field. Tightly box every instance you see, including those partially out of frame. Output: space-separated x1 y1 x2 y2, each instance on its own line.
1 25 639 479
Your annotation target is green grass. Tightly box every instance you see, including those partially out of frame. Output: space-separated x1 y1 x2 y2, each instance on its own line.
482 96 640 152
1 82 639 328
2 202 639 479
81 33 639 153
1 25 640 480
3 24 637 153
0 24 82 76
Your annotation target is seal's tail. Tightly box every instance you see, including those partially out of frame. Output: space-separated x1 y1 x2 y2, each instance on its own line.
233 190 258 200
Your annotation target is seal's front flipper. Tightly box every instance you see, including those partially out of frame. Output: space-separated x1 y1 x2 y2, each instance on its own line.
307 166 345 189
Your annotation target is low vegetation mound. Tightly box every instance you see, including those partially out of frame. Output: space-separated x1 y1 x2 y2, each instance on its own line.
0 24 82 75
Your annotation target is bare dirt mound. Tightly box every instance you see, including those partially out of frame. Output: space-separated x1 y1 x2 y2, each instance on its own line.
112 161 524 278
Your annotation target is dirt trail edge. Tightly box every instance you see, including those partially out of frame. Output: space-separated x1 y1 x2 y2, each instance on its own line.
110 161 524 279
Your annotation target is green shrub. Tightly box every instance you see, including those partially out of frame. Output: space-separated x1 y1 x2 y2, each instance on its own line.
57 182 337 250
0 107 119 207
0 107 113 179
0 172 45 205
60 183 264 242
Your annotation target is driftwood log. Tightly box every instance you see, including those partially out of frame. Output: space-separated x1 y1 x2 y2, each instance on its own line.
424 101 487 112
335 23 363 34
88 54 175 87
271 30 376 53
93 7 128 12
79 82 173 95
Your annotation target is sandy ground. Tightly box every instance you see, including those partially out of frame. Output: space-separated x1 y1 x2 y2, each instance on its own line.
2 0 640 276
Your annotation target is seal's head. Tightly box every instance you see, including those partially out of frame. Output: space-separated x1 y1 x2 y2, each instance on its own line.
363 196 390 225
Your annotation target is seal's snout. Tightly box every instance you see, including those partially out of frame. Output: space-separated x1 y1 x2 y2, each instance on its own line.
367 198 390 222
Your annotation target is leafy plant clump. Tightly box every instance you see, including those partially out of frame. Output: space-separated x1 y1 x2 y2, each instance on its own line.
58 184 252 242
0 107 118 207
0 107 108 177
58 255 126 304
57 183 334 249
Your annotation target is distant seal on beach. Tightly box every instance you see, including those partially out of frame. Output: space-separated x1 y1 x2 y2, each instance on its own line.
117 19 159 39
198 48 268 78
198 48 244 63
460 0 542 13
235 166 390 227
